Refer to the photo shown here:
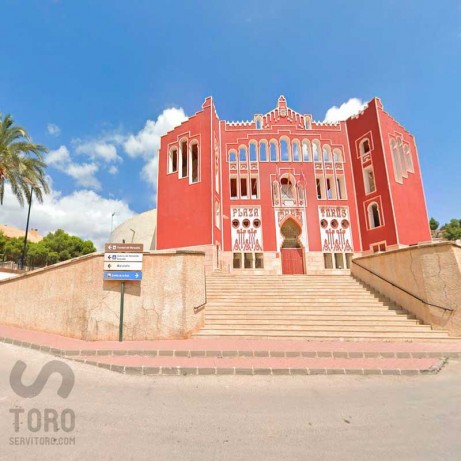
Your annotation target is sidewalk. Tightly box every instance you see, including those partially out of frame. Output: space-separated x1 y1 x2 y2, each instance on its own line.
1 324 460 376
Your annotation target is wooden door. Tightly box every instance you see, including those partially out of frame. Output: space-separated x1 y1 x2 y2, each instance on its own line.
281 248 305 274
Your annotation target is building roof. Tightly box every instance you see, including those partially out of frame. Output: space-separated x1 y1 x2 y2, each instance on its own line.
0 224 43 243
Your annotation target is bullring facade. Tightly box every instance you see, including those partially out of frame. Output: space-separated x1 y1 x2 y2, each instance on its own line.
156 96 431 274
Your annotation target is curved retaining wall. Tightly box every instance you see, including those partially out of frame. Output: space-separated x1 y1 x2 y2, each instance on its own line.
0 251 205 341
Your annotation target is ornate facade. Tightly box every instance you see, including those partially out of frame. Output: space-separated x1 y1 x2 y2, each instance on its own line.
156 96 431 274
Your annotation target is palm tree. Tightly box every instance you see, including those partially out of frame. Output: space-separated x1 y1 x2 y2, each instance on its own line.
0 113 50 206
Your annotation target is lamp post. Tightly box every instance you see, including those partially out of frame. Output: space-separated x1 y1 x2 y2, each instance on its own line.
20 185 34 270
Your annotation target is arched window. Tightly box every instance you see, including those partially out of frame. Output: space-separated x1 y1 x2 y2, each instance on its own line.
304 116 311 130
360 139 371 156
404 145 414 173
215 201 221 229
249 141 258 162
391 140 402 182
312 141 321 162
190 142 199 183
168 147 178 173
259 140 268 162
239 146 247 162
280 138 290 162
397 138 407 177
333 148 343 163
280 175 295 199
368 203 381 229
180 139 188 178
297 184 304 202
323 145 332 162
302 140 311 161
292 140 301 162
255 116 263 129
270 140 278 161
228 150 237 163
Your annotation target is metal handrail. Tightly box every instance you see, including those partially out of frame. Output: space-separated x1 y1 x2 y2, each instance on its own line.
352 260 455 312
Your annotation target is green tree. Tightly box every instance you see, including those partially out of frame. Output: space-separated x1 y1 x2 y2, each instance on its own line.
0 113 50 206
0 230 7 257
3 237 26 263
429 217 439 231
441 219 461 241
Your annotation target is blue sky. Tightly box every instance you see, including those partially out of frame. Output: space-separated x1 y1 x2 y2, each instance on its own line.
1 0 460 246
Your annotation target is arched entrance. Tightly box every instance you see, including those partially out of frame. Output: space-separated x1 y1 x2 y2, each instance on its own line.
280 218 305 274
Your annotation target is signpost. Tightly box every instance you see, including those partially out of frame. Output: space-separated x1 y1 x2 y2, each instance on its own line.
104 262 143 271
104 242 144 341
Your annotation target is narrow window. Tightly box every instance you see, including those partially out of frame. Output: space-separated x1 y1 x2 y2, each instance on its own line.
363 166 376 194
180 140 188 178
259 141 268 161
249 142 257 162
324 253 333 269
304 116 311 130
190 143 199 183
272 180 280 203
368 203 381 228
316 177 326 200
255 117 262 129
240 176 248 198
280 138 290 161
397 138 407 178
292 140 301 161
229 150 237 162
270 140 278 161
255 253 264 269
391 140 402 182
230 177 238 198
336 175 346 199
345 253 353 269
333 148 343 163
239 146 247 162
298 185 304 202
313 141 320 161
323 146 331 162
334 253 344 269
215 201 220 229
233 253 242 269
360 139 370 155
244 253 254 269
325 175 337 199
404 145 414 173
251 177 258 199
168 148 178 173
302 140 311 161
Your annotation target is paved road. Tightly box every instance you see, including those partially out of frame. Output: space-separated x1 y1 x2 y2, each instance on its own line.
1 343 460 461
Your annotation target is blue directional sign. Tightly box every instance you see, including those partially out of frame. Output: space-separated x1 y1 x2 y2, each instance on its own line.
103 271 143 281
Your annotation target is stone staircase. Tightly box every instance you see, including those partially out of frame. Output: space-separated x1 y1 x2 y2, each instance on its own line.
194 274 449 340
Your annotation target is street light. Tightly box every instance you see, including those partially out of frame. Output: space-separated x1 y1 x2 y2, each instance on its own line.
20 185 34 270
110 212 116 240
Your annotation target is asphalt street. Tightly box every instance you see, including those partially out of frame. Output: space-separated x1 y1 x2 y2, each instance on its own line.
1 343 460 461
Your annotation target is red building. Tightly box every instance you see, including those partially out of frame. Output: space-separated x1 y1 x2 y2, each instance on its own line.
156 96 431 274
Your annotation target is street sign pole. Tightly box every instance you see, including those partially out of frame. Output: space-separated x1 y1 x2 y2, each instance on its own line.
119 281 125 342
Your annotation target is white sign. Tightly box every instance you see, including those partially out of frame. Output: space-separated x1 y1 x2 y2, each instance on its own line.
103 262 143 271
318 206 354 253
231 206 263 252
104 253 144 262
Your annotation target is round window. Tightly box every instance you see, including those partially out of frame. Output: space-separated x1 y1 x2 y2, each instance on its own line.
232 219 240 228
341 219 350 229
242 219 250 228
331 219 339 229
320 219 328 229
253 219 261 228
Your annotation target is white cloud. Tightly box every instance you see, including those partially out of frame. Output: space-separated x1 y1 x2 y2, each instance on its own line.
323 98 366 123
0 183 136 250
47 123 61 136
66 163 101 189
44 107 187 193
123 108 187 160
46 145 70 166
75 140 122 163
46 146 101 190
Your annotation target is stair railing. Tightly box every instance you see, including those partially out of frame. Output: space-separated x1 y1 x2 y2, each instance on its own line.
352 260 454 313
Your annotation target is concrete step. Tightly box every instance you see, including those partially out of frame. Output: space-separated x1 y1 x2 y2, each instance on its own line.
195 330 450 339
201 324 434 332
205 319 421 326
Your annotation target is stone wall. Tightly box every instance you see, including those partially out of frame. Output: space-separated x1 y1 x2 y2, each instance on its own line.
0 251 205 341
351 242 461 336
